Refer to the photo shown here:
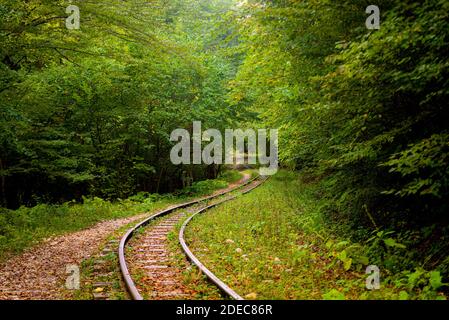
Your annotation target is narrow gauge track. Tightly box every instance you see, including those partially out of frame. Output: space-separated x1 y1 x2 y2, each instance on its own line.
119 174 266 300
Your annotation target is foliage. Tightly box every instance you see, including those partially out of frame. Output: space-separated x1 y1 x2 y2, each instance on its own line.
186 171 447 300
0 170 237 261
0 0 239 208
231 0 449 217
1 0 448 301
177 179 228 196
229 0 449 286
218 169 243 183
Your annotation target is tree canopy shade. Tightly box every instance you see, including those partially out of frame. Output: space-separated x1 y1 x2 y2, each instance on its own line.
230 0 449 228
1 0 448 224
0 0 240 207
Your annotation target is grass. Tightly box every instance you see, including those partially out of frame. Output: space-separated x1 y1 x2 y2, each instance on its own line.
120 170 258 300
166 215 225 300
123 173 258 300
184 170 447 300
0 170 243 262
68 221 140 300
218 170 245 184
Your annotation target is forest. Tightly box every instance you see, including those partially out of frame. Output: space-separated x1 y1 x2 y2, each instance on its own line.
0 0 448 300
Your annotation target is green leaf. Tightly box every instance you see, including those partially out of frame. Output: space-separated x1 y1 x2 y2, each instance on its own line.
343 258 352 271
383 238 406 249
322 289 345 300
399 291 409 300
429 271 444 290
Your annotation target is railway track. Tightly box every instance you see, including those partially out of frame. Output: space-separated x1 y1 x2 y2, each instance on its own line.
118 174 267 300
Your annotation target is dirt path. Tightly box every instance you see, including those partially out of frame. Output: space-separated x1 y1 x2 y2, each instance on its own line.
0 172 251 300
0 214 149 300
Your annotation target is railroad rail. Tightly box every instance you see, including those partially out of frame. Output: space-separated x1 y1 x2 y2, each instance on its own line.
179 177 267 300
118 174 266 300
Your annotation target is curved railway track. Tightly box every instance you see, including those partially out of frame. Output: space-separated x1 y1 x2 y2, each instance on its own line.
118 174 267 300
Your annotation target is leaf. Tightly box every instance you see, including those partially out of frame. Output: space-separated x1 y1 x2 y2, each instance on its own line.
245 292 258 299
383 238 406 249
322 289 345 300
355 255 369 266
399 291 409 300
429 271 444 290
337 250 347 260
343 258 352 271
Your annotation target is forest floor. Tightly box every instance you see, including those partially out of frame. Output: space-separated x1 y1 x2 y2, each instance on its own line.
185 171 448 300
0 214 148 300
0 172 249 300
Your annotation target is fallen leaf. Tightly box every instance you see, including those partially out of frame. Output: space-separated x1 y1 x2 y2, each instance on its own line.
245 292 258 299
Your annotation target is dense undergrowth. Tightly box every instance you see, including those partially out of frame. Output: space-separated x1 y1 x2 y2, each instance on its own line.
186 171 448 300
230 2 449 298
0 170 242 261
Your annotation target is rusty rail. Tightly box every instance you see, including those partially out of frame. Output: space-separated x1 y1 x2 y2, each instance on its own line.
179 177 267 300
118 174 261 300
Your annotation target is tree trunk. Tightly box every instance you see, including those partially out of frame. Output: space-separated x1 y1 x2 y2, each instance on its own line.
0 158 6 207
156 167 164 194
